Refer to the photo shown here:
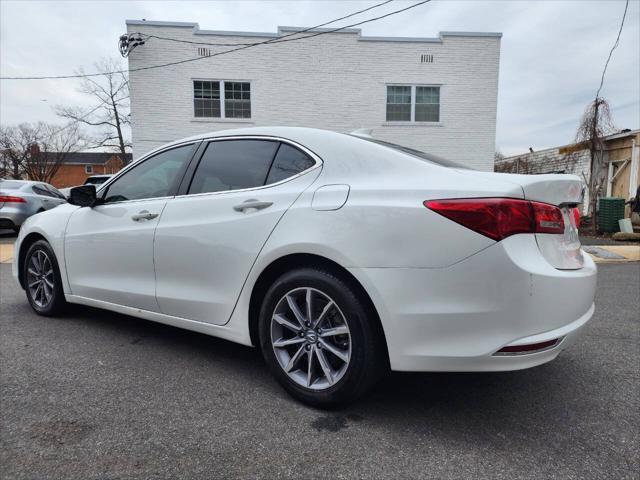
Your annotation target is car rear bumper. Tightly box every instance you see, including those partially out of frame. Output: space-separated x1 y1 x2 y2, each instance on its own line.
348 234 597 372
0 217 18 229
0 206 31 228
0 211 29 228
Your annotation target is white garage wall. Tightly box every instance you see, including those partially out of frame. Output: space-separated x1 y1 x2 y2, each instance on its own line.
126 21 501 170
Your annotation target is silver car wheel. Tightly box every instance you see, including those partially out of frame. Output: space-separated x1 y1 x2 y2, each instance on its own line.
26 250 54 308
271 287 351 390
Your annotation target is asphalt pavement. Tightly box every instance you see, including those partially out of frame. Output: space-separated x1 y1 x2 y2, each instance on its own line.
1 261 638 479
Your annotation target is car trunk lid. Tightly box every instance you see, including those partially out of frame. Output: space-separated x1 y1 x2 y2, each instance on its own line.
455 171 585 270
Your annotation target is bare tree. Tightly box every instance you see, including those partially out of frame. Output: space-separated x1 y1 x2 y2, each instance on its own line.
575 97 615 233
494 156 533 174
0 123 44 179
0 122 86 183
56 58 131 162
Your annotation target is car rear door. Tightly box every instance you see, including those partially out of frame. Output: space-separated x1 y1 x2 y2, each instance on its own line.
64 143 198 311
154 138 321 325
43 184 67 207
32 184 60 210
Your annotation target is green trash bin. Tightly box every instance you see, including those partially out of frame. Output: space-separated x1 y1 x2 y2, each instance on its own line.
598 197 625 233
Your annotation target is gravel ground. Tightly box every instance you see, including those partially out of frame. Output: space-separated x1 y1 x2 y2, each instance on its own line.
1 262 638 480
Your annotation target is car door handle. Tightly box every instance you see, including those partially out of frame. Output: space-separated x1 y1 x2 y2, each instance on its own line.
131 211 159 222
233 199 273 212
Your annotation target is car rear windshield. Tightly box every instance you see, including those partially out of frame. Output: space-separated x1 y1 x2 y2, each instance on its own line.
0 180 24 190
351 136 472 169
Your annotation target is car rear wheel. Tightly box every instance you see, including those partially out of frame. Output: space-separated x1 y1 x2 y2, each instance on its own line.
23 240 66 316
258 267 385 408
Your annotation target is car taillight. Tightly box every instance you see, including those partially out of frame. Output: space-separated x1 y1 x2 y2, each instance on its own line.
572 207 581 228
531 201 564 234
424 198 565 241
0 195 26 203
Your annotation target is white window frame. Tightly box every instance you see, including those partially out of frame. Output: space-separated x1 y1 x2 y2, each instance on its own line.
85 164 93 174
192 79 252 121
385 84 442 124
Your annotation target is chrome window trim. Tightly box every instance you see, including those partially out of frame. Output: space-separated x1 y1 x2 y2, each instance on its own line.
95 136 323 205
173 135 324 200
94 141 201 206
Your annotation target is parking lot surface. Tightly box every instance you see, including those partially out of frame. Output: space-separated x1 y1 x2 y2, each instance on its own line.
1 261 638 479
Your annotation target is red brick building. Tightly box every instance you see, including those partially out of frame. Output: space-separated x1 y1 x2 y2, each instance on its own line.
49 152 132 188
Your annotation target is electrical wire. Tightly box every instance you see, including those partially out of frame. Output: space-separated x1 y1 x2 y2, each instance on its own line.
142 0 395 48
595 0 629 99
118 0 394 57
0 0 431 80
49 103 105 136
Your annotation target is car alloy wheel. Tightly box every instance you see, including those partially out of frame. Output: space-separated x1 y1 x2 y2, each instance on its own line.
26 249 55 308
270 287 351 390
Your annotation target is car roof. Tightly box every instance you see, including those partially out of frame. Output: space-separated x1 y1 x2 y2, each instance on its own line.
146 126 425 165
132 126 455 186
153 126 350 152
0 179 43 189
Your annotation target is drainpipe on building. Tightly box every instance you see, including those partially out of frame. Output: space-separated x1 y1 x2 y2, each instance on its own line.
629 139 639 199
606 162 614 197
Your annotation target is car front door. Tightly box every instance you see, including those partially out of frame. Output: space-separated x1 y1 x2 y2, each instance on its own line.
64 143 198 310
154 138 321 324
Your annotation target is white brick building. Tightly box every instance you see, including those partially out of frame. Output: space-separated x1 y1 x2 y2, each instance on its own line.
126 20 501 170
495 129 640 215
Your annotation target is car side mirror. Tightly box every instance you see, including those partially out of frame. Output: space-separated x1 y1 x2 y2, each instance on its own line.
68 185 98 207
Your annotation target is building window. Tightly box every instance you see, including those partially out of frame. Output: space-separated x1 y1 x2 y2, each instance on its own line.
386 86 412 121
193 80 251 119
415 86 440 122
386 85 440 123
224 82 251 119
85 164 93 174
194 80 221 118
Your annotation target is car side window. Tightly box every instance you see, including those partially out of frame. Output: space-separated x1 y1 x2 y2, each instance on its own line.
265 143 316 185
103 144 195 203
188 140 279 195
45 184 66 199
32 185 55 198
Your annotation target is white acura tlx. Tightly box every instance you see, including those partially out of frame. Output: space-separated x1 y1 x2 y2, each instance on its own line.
13 127 596 407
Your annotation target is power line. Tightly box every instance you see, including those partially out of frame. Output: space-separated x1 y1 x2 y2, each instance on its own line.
142 0 394 48
118 0 393 57
0 0 431 81
49 103 105 136
595 0 629 99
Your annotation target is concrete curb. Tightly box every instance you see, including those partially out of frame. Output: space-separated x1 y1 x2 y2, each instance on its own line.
584 245 640 263
0 244 14 264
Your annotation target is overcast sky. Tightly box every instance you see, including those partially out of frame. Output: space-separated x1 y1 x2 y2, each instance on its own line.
1 0 638 156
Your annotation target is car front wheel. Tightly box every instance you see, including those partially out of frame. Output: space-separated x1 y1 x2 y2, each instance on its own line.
23 240 66 316
258 267 385 408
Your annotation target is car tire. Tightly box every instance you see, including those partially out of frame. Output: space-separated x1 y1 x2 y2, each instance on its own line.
23 240 66 316
258 267 386 408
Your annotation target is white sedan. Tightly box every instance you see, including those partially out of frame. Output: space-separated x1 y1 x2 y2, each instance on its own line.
13 127 596 407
